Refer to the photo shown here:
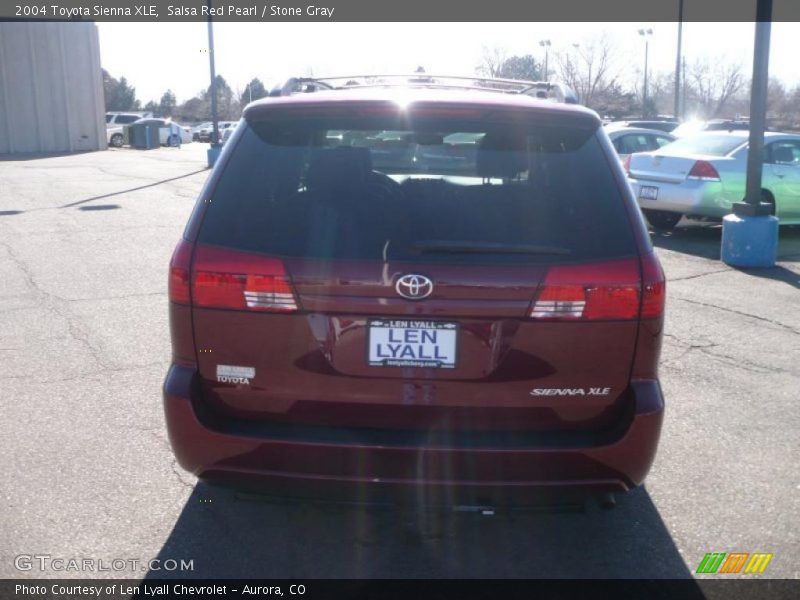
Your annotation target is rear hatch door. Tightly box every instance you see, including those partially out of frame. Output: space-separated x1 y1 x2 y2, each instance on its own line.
190 103 642 432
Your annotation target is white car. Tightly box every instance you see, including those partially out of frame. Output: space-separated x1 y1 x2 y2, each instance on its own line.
105 112 141 147
192 122 213 141
627 131 800 230
606 126 676 162
106 112 152 126
195 121 237 143
132 118 187 146
172 123 193 144
220 127 234 146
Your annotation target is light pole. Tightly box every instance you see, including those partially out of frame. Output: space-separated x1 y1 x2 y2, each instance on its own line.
638 28 653 117
539 39 551 80
721 0 777 268
674 1 684 119
206 0 220 167
738 1 773 217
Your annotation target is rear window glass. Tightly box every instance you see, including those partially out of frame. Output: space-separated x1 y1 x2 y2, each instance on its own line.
663 134 746 156
198 114 635 265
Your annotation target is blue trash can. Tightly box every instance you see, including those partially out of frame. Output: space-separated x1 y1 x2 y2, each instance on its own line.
721 213 779 267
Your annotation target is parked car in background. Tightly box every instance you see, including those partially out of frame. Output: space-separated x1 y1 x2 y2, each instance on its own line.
106 112 142 148
192 122 213 141
195 121 238 143
670 119 752 138
359 130 418 170
414 132 483 173
132 118 185 146
220 126 234 146
606 119 679 133
626 131 800 230
106 111 153 126
164 75 666 509
606 126 676 162
106 125 126 148
172 123 193 144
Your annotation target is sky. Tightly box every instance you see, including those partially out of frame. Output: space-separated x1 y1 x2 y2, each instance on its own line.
97 22 800 105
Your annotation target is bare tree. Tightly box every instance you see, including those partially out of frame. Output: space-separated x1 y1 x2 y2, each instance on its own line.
629 70 675 117
476 46 508 78
686 58 745 118
553 35 619 109
497 55 542 81
786 85 800 128
765 77 790 121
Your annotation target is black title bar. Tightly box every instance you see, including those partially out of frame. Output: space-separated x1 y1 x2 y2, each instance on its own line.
3 579 800 600
3 0 800 22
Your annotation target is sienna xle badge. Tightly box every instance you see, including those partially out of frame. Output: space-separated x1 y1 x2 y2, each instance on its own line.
164 75 666 508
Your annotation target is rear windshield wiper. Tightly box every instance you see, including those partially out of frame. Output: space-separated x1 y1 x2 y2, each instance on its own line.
410 241 572 255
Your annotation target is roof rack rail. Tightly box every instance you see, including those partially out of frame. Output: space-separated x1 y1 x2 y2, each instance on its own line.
268 74 580 104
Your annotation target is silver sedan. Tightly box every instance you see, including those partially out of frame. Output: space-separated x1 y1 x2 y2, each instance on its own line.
626 131 800 230
606 126 676 162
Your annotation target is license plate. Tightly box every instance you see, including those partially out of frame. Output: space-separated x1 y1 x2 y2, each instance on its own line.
639 185 659 200
368 319 458 369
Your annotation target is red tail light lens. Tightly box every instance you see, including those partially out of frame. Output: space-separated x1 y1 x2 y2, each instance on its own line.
622 154 632 176
640 251 666 319
168 239 193 305
191 245 297 312
687 160 721 181
531 258 642 321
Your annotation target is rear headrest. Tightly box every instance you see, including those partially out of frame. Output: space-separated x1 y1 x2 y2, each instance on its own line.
476 133 528 179
306 147 372 190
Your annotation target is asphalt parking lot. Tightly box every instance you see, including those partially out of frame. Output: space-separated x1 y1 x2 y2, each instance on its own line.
1 144 798 580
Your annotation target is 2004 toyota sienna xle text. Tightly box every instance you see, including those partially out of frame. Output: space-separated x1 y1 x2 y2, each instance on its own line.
163 76 667 509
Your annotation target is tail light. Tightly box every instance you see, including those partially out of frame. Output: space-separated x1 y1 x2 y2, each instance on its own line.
191 245 298 312
622 155 632 176
687 160 721 181
530 256 664 321
167 239 197 367
168 239 193 305
640 252 666 319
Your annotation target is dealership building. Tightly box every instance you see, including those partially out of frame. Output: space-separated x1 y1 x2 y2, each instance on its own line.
0 21 106 154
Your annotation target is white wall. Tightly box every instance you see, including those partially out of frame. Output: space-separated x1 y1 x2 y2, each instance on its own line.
0 22 106 154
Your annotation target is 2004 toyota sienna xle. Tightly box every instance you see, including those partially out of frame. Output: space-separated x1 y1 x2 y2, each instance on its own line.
163 76 666 509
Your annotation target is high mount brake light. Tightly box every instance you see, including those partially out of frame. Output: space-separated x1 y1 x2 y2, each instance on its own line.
530 257 664 321
189 245 298 312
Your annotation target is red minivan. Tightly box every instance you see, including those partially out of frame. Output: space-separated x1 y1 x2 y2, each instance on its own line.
164 77 665 508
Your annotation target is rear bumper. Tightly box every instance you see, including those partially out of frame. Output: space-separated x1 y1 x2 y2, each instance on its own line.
163 365 664 505
630 178 731 217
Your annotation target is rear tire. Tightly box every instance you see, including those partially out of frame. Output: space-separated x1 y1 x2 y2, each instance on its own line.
643 209 681 231
110 133 123 148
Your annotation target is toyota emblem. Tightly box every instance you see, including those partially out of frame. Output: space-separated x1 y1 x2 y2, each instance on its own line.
395 274 434 300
